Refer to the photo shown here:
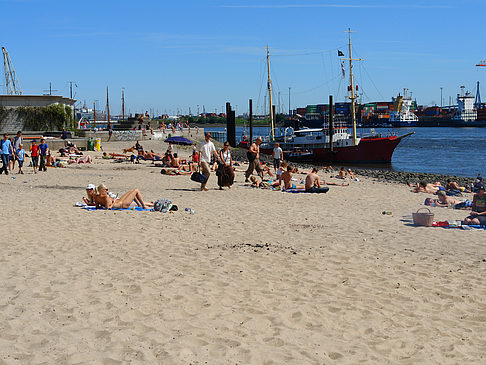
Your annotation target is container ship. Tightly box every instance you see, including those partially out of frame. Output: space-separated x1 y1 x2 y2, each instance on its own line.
416 86 486 127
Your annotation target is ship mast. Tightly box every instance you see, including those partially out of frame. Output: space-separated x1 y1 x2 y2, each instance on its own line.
267 46 275 140
343 28 362 146
106 86 111 130
122 88 125 121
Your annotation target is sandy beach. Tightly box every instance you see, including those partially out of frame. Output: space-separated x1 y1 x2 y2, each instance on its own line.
1 139 486 364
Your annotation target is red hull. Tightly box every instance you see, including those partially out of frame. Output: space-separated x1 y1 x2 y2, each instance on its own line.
259 135 407 164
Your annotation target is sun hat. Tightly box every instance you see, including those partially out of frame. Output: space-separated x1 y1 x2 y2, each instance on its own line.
86 184 96 190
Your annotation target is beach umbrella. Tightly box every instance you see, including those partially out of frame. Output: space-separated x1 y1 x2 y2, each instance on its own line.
164 136 193 145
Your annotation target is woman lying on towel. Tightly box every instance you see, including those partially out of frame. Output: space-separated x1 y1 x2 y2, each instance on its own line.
94 184 153 209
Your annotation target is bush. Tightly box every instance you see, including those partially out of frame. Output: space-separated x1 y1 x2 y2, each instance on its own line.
14 104 72 131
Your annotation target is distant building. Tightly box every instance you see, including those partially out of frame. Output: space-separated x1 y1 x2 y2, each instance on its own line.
0 95 76 132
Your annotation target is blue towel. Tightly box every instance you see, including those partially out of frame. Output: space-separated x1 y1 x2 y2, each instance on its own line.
444 225 486 230
83 206 153 212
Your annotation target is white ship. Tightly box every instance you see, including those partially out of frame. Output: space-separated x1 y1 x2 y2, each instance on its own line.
389 88 418 127
452 86 477 122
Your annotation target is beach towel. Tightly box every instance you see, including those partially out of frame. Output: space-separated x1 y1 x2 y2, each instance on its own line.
432 221 486 230
284 187 329 193
83 206 153 211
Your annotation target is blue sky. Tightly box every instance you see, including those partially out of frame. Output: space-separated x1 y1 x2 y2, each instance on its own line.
2 0 485 115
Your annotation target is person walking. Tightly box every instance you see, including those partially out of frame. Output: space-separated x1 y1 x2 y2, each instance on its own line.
16 144 25 174
198 132 221 191
245 137 264 182
30 140 39 174
217 141 234 189
38 138 49 172
0 133 13 175
12 131 22 170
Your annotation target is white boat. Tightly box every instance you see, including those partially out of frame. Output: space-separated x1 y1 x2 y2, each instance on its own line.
389 88 418 127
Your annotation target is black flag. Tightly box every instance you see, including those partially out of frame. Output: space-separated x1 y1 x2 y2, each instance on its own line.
338 50 344 56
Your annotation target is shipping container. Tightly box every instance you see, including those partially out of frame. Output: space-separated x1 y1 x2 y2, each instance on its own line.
296 108 307 116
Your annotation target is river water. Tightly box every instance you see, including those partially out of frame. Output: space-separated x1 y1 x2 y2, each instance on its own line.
203 126 485 178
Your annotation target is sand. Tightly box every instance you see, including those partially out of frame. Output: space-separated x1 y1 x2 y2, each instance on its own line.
1 139 485 364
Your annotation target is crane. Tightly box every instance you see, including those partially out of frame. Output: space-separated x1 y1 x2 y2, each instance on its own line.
2 47 22 95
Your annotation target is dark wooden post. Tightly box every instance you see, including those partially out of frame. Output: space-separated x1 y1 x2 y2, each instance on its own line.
226 102 236 147
329 95 334 157
249 99 253 144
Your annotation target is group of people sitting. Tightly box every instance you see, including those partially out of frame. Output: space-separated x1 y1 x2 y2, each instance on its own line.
249 162 348 193
83 183 153 210
412 175 486 226
59 141 83 157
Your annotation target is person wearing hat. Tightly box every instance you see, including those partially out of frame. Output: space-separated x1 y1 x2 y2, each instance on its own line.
463 184 486 226
83 184 97 206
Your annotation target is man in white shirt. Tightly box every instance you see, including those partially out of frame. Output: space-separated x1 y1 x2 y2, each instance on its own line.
199 132 221 191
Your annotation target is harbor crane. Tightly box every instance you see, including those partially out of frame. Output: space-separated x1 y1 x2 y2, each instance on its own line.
2 47 22 95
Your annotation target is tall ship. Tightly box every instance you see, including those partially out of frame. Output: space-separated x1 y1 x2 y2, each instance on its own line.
252 29 413 164
389 88 418 127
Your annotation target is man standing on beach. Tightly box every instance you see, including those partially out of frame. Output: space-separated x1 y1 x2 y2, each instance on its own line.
0 133 13 175
271 142 283 174
38 138 49 172
198 132 220 191
245 137 264 182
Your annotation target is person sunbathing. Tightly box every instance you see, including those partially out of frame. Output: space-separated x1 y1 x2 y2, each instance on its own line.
170 153 181 168
435 190 461 207
249 176 273 188
162 152 172 166
94 184 153 209
83 184 97 206
346 168 359 181
68 155 92 164
412 181 442 194
305 168 329 193
280 165 304 190
446 179 461 191
123 146 136 154
109 152 129 159
260 162 274 177
462 185 486 225
141 150 161 160
338 167 346 179
160 168 191 175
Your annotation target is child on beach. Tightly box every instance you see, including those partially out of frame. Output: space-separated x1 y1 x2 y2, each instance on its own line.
30 140 39 174
16 144 25 174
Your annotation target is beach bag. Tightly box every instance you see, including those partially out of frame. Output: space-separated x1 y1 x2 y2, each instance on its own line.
190 171 207 184
247 151 256 163
153 198 173 213
412 208 435 227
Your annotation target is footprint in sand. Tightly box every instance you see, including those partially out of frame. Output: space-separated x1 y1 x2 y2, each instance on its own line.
328 352 343 360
